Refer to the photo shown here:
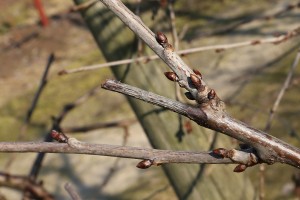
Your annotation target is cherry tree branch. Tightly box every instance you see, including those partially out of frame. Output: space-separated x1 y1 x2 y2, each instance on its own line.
265 50 300 131
58 26 300 75
96 0 300 169
0 140 233 165
102 79 300 168
61 118 136 133
29 84 102 180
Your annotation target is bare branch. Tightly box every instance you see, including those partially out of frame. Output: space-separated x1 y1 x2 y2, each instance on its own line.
69 0 97 12
265 50 300 131
58 26 300 75
64 183 82 200
26 53 55 123
96 0 300 168
29 84 102 180
0 140 233 165
168 1 179 51
260 49 300 200
5 53 55 170
61 118 136 133
102 79 300 168
0 172 54 200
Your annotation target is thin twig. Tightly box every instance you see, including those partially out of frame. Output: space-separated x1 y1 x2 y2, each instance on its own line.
64 183 82 200
192 1 300 38
168 2 179 51
58 26 300 75
3 32 39 52
0 172 54 200
61 118 136 133
99 129 129 190
259 50 300 200
97 0 300 168
28 84 102 180
69 0 97 12
135 0 144 56
25 53 55 124
4 53 55 170
264 50 300 131
0 141 233 165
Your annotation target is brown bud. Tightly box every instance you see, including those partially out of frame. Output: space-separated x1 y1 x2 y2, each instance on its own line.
212 148 228 158
184 92 195 100
207 89 216 100
233 164 247 173
156 32 168 46
136 159 153 169
215 48 225 53
51 130 68 143
184 120 193 134
190 74 202 90
164 72 178 82
251 40 261 45
193 69 202 79
58 70 67 75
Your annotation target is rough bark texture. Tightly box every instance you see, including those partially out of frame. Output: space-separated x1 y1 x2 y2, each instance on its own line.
73 1 255 199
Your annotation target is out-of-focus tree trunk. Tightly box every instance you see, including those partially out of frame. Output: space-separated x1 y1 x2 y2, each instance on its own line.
73 1 255 199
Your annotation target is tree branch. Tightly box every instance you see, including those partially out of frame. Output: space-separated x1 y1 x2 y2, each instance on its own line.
0 172 54 200
102 79 300 168
58 26 300 75
64 183 82 200
96 0 300 169
0 140 233 165
265 50 300 131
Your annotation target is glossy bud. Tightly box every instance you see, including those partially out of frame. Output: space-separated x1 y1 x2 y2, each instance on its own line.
164 72 178 82
212 148 227 158
156 32 168 46
193 69 202 79
51 130 68 143
233 164 247 173
136 159 153 169
207 89 216 100
190 74 202 90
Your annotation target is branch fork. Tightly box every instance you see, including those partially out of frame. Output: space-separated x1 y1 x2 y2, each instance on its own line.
213 147 260 172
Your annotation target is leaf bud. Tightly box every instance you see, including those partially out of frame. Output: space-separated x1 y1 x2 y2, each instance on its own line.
136 159 153 169
207 89 216 100
51 130 68 143
164 72 178 82
155 32 168 46
233 164 247 173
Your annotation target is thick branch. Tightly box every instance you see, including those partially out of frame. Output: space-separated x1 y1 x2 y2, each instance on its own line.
102 79 300 168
